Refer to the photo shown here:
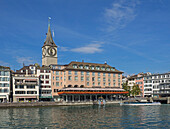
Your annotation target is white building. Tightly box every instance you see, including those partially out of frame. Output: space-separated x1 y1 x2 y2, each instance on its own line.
144 72 170 97
0 66 11 102
37 66 52 101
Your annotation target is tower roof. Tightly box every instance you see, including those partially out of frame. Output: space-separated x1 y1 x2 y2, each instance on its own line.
43 18 57 47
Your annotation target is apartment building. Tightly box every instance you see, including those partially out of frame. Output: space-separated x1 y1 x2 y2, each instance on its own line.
12 66 39 102
37 66 52 101
144 72 170 97
0 66 11 102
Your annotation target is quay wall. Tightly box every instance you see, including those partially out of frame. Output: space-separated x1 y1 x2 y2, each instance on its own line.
0 101 120 108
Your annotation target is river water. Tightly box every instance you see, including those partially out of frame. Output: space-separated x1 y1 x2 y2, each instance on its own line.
0 104 169 129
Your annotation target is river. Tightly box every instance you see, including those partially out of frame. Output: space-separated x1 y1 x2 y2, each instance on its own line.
0 104 169 128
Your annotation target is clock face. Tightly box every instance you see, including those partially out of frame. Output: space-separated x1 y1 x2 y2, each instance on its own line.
42 48 46 57
47 47 57 56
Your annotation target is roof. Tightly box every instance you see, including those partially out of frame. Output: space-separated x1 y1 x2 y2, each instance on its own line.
42 22 57 47
63 61 123 73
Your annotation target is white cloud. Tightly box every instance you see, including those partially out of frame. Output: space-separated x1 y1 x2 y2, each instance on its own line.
104 0 139 32
71 43 103 54
16 56 35 66
0 60 10 66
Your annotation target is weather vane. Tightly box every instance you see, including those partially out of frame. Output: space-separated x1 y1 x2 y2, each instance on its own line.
48 17 51 26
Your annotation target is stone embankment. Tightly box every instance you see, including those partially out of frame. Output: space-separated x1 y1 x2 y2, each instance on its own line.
0 101 120 108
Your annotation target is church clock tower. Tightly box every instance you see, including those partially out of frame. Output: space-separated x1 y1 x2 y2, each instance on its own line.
42 18 57 66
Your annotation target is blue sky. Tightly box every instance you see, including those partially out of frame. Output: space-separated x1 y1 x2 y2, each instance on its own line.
0 0 170 75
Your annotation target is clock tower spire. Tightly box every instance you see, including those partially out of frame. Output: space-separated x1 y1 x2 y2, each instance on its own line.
42 17 58 66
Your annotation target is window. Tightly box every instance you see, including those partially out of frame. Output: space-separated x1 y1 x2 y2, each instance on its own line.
75 71 78 75
106 68 110 71
86 77 89 81
41 75 44 79
93 82 95 86
96 66 100 70
85 65 89 69
68 76 72 80
103 73 105 77
81 77 84 81
113 74 115 77
79 65 83 69
46 75 49 79
118 79 120 82
91 66 95 70
98 77 101 81
81 71 84 76
92 77 95 81
27 85 35 89
69 71 72 75
87 82 89 86
108 73 111 77
111 68 115 71
15 91 25 94
56 82 59 86
27 91 37 94
98 73 100 76
92 72 95 76
75 76 78 81
101 67 105 70
108 83 110 86
108 78 111 82
98 82 100 86
103 83 105 86
73 64 78 68
40 70 44 73
53 76 54 80
56 77 59 81
86 72 89 76
46 81 49 84
118 74 120 77
103 77 106 82
54 71 59 75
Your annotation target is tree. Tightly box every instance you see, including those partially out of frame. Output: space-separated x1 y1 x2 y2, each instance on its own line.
131 84 141 97
122 82 131 97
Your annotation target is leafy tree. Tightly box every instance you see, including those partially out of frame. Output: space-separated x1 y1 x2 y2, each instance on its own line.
122 82 131 96
131 84 141 97
34 63 40 68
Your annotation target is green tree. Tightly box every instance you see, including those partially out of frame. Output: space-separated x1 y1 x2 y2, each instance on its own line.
122 82 130 96
34 63 40 68
131 84 141 97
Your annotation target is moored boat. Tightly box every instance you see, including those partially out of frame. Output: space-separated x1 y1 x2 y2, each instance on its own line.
120 102 161 106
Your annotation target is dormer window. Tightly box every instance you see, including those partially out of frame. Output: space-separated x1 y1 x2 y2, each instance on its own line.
85 65 89 69
79 65 83 69
101 67 105 70
106 68 110 71
111 68 115 71
73 64 78 68
96 66 100 70
91 66 95 70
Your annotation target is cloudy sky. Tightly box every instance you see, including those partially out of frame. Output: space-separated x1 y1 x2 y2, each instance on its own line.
0 0 170 75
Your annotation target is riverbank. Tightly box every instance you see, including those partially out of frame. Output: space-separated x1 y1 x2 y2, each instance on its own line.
0 101 121 108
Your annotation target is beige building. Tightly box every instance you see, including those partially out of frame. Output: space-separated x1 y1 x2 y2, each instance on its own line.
50 61 124 101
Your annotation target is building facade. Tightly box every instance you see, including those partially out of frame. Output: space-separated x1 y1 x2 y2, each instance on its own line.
50 61 125 102
12 66 39 102
37 67 52 101
144 72 170 97
0 66 11 102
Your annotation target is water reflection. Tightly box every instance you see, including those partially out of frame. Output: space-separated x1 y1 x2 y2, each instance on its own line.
0 105 169 128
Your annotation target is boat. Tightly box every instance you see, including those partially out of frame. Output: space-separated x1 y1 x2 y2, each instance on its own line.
120 101 161 106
